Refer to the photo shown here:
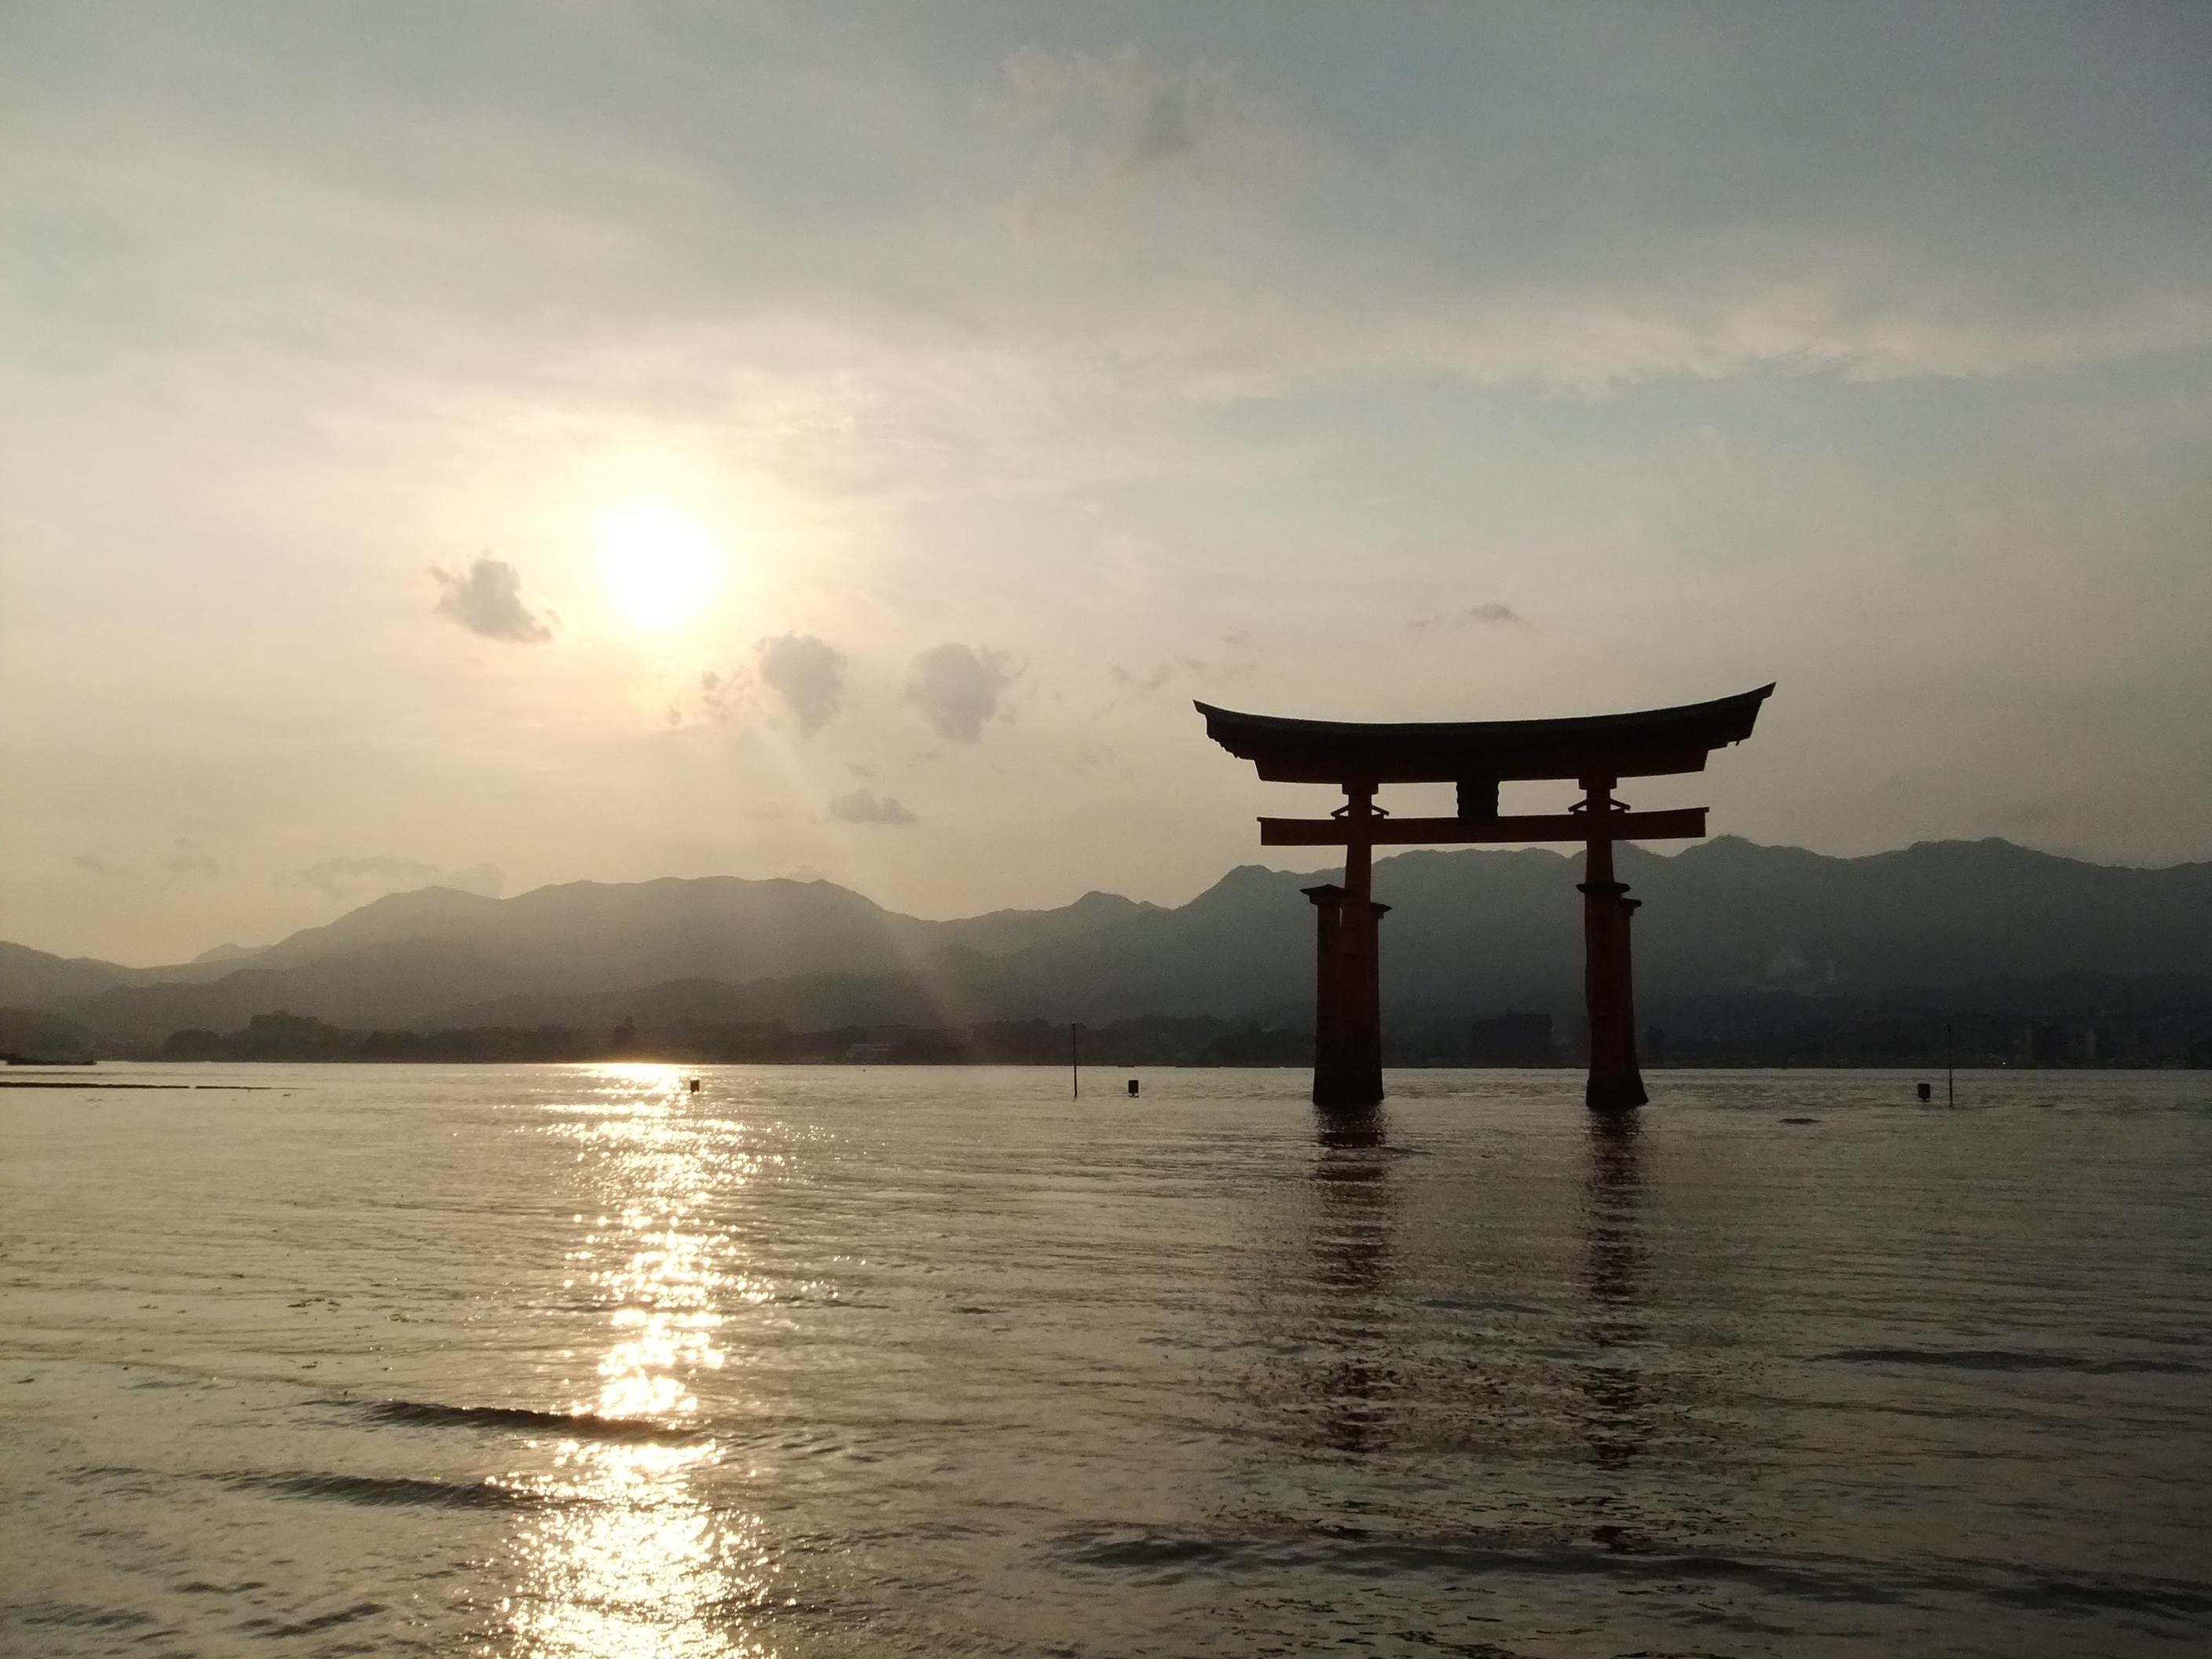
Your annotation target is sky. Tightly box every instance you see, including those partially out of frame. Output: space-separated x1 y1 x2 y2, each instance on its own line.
4 1 2210 966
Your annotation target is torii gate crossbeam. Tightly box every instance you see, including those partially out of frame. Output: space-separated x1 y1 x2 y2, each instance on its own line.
1196 685 1773 1111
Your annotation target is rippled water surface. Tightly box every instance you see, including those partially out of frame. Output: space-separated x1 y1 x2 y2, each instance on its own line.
4 1064 2209 1657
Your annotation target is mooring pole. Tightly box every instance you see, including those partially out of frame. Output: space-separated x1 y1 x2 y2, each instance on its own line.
1946 1021 1954 1106
1071 1022 1081 1100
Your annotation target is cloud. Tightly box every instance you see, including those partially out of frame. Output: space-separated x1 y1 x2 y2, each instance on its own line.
826 788 917 826
19 15 2212 514
696 667 749 725
298 856 504 901
166 837 223 879
1105 651 1260 708
13 13 2211 479
429 557 554 644
755 632 846 734
1070 735 1115 771
1109 661 1174 697
908 643 1014 743
986 26 2212 394
1003 42 1245 178
1408 603 1523 634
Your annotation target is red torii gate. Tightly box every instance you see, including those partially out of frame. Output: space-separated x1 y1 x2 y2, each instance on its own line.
1195 685 1772 1111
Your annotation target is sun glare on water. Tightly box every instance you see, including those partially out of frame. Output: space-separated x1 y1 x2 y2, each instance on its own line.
597 499 723 632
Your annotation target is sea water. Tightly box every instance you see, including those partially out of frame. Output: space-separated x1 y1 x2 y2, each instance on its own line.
2 1064 2207 1657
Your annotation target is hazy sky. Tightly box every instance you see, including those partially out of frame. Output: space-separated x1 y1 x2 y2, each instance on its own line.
5 2 2210 965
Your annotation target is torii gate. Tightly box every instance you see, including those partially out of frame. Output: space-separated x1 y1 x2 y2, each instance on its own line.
1196 685 1772 1111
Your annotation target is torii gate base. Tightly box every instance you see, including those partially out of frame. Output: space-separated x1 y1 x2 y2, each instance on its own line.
1300 815 1650 1114
1195 686 1771 1115
1305 884 1389 1108
1580 833 1648 1112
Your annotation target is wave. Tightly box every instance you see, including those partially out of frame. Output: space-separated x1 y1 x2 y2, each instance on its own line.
1047 1527 2212 1618
351 1397 708 1442
13 1601 162 1632
222 1470 556 1510
1819 1347 2202 1375
237 1601 385 1639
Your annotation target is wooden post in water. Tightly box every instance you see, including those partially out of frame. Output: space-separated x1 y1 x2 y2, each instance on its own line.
1946 1022 1954 1106
1071 1022 1081 1100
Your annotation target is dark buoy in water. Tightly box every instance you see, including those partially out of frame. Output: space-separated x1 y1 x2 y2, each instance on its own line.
689 1077 701 1093
1917 1082 1932 1102
1126 1078 1139 1097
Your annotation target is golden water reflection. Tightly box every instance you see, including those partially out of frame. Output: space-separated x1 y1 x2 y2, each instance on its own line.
500 1065 786 1657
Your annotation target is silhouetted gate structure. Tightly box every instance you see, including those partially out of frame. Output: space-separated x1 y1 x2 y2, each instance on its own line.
1196 686 1772 1111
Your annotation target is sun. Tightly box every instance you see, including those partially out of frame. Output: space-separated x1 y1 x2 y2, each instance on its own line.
596 499 723 632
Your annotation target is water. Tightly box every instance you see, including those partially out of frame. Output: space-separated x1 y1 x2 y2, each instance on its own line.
3 1064 2208 1657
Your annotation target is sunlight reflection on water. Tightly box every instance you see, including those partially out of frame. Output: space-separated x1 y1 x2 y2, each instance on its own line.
504 1065 783 1657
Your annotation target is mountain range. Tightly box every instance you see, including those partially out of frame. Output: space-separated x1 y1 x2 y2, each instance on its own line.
5 837 2210 1056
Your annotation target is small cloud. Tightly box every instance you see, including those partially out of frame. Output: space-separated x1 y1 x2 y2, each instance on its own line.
1106 654 1255 710
1002 43 1263 183
1133 86 1199 167
1109 661 1174 696
1408 602 1522 635
908 643 1014 743
166 838 222 879
429 557 555 644
697 666 751 724
827 788 917 826
756 632 847 734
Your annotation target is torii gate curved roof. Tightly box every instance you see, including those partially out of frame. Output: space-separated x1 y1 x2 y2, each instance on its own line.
1194 683 1774 785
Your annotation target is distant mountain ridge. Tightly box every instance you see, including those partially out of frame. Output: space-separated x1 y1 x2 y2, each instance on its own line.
189 941 262 965
6 837 2209 1045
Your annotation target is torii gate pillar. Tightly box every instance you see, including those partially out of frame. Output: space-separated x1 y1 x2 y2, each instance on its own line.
1304 882 1389 1109
1305 785 1388 1108
1578 777 1648 1112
